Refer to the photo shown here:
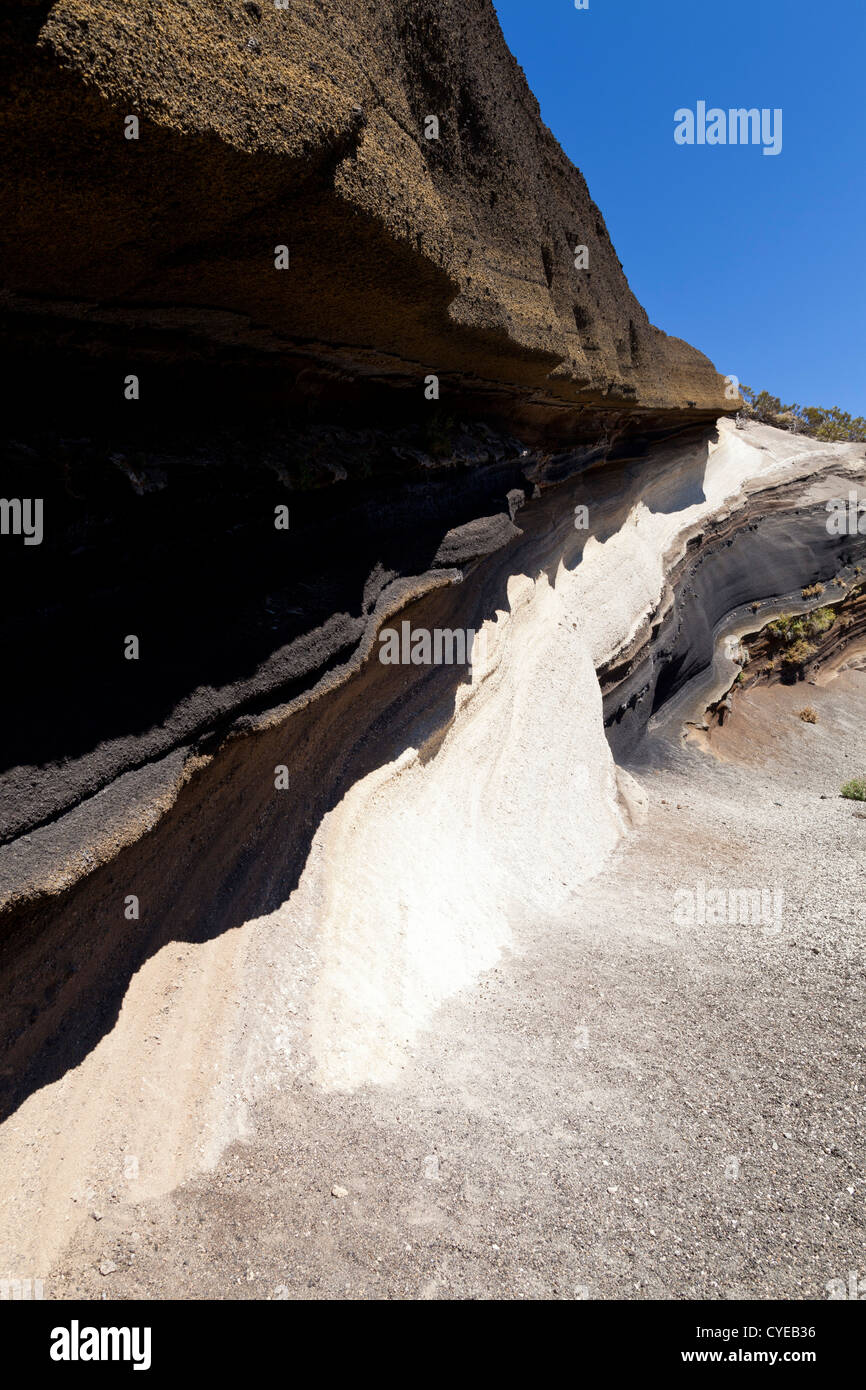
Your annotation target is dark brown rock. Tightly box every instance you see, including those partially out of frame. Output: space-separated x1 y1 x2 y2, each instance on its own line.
1 0 730 436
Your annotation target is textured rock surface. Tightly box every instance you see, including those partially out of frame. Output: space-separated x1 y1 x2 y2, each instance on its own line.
2 421 864 1287
600 426 866 759
2 0 729 433
4 8 866 1306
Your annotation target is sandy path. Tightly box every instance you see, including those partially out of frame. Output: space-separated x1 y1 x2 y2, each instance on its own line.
48 664 866 1299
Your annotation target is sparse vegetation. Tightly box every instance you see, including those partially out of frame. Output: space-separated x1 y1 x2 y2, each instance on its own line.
801 583 824 599
756 601 847 682
738 386 866 443
781 639 817 668
766 608 835 647
809 607 836 634
840 778 866 801
798 707 818 723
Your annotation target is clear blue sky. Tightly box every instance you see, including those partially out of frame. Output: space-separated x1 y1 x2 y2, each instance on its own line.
492 0 865 415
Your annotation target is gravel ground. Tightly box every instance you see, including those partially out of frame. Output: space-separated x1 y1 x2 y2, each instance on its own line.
50 668 865 1300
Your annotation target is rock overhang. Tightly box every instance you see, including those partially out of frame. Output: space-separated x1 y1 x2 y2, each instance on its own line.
1 0 733 446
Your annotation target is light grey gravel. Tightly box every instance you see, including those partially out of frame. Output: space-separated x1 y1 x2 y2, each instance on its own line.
52 671 865 1301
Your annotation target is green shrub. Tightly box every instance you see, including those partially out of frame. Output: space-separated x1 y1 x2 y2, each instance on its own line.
781 639 816 666
767 616 799 643
767 609 834 646
739 386 866 443
840 778 866 801
809 607 836 635
767 615 806 644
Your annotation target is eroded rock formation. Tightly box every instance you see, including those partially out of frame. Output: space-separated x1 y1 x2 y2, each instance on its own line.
4 5 866 1303
3 0 729 435
1 1 736 897
11 4 866 1284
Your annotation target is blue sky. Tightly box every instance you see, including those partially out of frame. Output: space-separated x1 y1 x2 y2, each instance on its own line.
492 0 865 415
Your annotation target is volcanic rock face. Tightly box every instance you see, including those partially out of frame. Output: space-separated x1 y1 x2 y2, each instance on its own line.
2 416 865 1285
12 3 863 1291
1 2 735 895
600 429 866 761
2 0 729 433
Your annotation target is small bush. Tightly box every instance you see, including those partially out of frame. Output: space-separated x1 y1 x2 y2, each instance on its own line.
767 616 802 643
781 639 816 667
767 609 834 646
802 583 824 599
798 707 818 723
809 607 836 635
840 778 866 801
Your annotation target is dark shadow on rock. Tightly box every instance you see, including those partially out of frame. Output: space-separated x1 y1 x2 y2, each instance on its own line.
0 423 726 1122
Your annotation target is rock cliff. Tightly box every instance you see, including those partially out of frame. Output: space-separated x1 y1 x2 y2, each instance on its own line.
2 0 729 435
